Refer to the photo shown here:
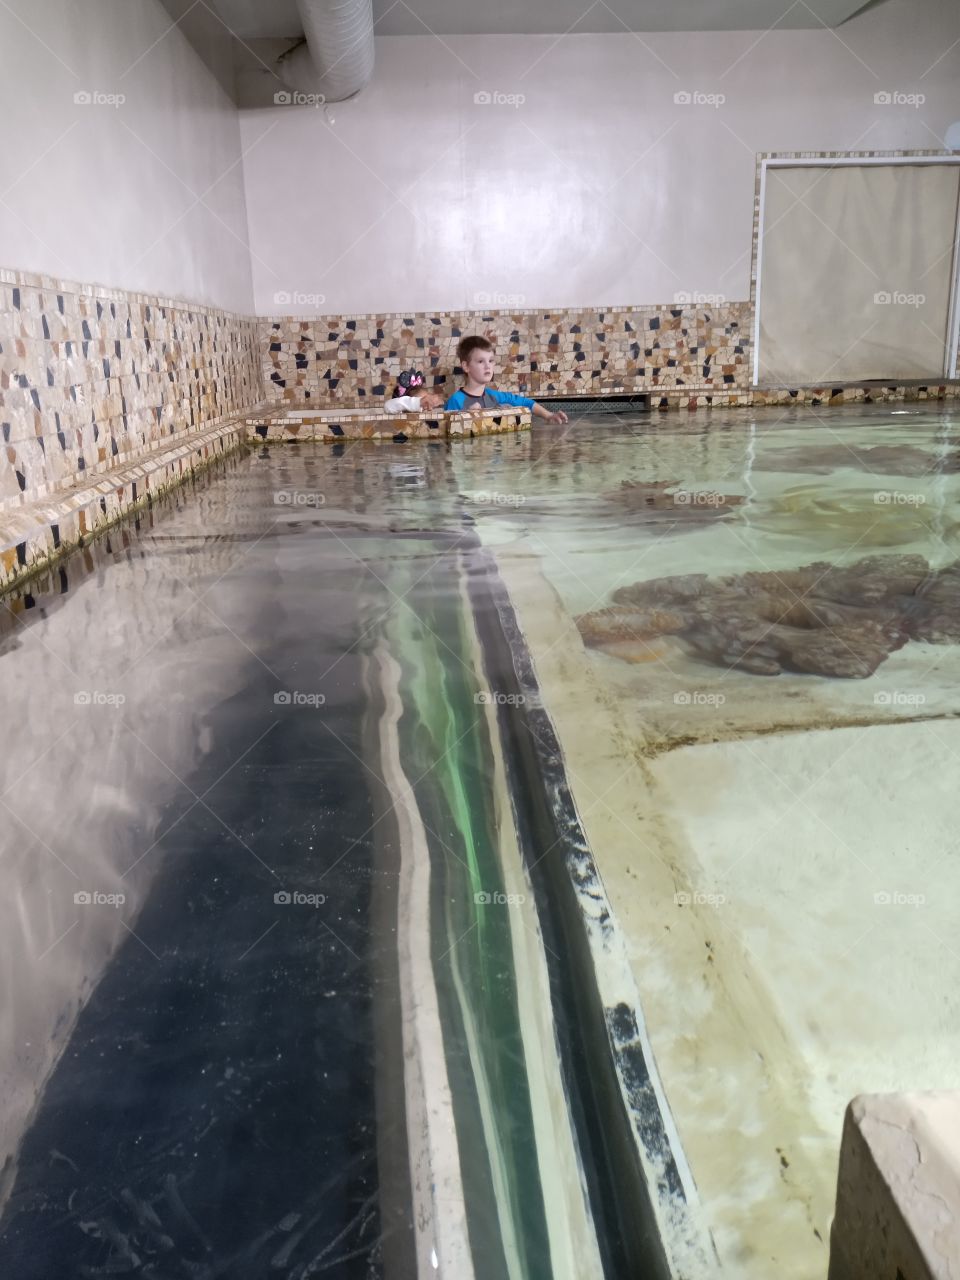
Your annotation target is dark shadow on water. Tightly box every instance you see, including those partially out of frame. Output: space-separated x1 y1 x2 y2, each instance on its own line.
0 466 417 1277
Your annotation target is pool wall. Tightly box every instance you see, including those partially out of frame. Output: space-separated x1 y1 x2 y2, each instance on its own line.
245 405 532 443
0 268 263 506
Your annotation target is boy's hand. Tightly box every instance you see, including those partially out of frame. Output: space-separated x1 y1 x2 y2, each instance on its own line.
547 410 569 424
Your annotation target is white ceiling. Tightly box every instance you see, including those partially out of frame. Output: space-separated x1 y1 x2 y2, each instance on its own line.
160 0 890 104
207 0 885 36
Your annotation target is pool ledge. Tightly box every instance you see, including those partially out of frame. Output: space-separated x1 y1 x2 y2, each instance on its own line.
830 1091 960 1280
0 417 250 594
244 405 532 442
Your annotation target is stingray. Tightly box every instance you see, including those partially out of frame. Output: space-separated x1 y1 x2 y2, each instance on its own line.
576 554 960 678
754 444 960 478
602 478 746 525
748 485 960 549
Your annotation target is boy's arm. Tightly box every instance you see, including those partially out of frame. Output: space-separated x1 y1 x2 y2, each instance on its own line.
486 388 569 424
444 390 466 410
487 389 535 409
530 401 569 424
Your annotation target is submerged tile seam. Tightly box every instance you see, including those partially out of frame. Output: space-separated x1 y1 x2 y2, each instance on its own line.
373 643 475 1279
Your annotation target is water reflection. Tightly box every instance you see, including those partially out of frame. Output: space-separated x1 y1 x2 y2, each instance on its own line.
0 457 262 1204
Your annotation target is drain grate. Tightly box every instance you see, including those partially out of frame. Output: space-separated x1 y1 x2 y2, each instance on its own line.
537 394 649 415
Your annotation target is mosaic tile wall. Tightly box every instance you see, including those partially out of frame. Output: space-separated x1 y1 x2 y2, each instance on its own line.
259 304 752 407
0 267 264 513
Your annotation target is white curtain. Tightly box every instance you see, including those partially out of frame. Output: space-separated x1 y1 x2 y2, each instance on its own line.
757 162 960 385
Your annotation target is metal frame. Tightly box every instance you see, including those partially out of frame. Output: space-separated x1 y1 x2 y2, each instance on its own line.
752 151 960 386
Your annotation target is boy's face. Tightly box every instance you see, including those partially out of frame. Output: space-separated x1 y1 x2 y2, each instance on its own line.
464 347 495 385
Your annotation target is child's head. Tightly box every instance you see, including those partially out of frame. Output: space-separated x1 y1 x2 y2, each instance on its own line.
392 368 441 409
395 368 425 397
457 335 495 386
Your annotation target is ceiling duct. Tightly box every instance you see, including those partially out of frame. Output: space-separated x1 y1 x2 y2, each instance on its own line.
277 0 374 103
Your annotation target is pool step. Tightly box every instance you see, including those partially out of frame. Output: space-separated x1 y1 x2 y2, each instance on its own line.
0 416 249 593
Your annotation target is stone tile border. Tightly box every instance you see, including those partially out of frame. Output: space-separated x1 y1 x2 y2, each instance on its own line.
652 383 960 409
244 406 532 441
0 418 250 593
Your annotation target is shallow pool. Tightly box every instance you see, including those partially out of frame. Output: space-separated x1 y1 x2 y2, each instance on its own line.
451 401 960 1277
1 402 958 1279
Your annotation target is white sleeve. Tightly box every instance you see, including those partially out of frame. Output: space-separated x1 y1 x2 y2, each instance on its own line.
383 395 421 411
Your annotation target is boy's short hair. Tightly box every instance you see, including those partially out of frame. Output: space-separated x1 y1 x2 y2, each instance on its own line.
457 334 493 365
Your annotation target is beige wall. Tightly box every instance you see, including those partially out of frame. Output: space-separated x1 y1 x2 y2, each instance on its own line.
1 0 955 321
0 0 254 313
240 0 960 316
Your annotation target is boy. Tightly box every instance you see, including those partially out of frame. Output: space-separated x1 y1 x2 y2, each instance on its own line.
444 335 569 423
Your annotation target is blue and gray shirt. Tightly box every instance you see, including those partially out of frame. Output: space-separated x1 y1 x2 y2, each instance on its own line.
444 388 535 411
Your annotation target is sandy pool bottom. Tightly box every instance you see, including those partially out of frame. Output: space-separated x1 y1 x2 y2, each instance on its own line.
495 547 960 1280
